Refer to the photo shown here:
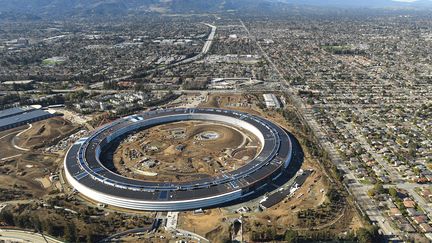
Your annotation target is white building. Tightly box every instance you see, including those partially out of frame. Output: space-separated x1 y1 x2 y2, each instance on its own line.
263 94 281 109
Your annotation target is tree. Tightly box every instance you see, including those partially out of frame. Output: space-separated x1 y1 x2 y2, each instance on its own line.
65 222 77 243
284 229 298 243
265 226 277 240
357 226 380 243
43 220 55 236
103 81 120 90
134 83 149 92
408 142 418 158
0 210 15 226
86 231 96 243
327 188 341 202
374 182 385 195
357 228 373 243
369 182 385 198
333 167 343 181
15 214 31 228
31 216 42 232
251 231 261 241
388 187 398 198
66 90 87 103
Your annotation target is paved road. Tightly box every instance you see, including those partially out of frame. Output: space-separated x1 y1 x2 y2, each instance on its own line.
101 213 164 242
0 130 21 141
0 127 27 160
386 183 432 216
100 227 152 242
175 228 210 243
1 88 278 97
349 108 406 182
313 102 431 109
240 18 400 239
344 122 401 183
89 23 217 89
12 124 32 151
51 108 94 130
0 229 63 243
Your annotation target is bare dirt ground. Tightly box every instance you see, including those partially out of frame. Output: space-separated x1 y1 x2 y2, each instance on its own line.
0 152 60 200
110 121 261 182
178 209 229 243
0 118 78 201
15 117 78 149
0 126 27 159
178 93 365 240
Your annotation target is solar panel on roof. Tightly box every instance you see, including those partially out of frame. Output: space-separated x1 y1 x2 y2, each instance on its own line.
159 191 168 200
0 107 33 119
0 109 55 130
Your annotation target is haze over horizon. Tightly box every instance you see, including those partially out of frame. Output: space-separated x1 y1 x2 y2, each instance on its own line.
280 0 432 6
1 0 432 19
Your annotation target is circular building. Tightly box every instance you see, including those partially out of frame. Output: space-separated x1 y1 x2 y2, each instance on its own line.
64 108 292 211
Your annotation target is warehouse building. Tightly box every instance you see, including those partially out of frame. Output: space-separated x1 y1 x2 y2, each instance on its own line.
0 106 35 119
0 106 57 131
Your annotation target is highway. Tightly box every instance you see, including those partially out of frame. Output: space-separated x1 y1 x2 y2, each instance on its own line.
201 23 217 53
89 23 217 89
0 23 217 94
0 228 63 243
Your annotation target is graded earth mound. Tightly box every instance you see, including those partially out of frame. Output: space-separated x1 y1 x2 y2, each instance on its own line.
108 121 261 183
15 117 77 149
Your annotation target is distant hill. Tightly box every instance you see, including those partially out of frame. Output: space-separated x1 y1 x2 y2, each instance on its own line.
0 0 152 17
0 0 288 17
280 0 432 8
0 0 431 19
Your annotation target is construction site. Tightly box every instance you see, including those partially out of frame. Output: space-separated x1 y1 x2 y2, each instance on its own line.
176 93 366 242
0 92 367 242
0 117 78 201
107 120 261 183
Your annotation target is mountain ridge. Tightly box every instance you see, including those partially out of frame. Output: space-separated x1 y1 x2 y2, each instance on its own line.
0 0 431 19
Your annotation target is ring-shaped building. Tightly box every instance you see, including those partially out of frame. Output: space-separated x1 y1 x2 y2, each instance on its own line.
64 108 292 211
